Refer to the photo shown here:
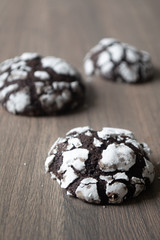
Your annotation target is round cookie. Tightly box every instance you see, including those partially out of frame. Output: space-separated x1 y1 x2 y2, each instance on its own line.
0 53 85 116
45 127 155 204
84 38 153 83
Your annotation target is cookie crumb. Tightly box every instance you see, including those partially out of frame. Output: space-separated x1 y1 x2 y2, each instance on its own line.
24 163 27 166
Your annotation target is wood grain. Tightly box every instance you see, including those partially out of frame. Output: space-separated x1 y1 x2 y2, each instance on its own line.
0 0 160 239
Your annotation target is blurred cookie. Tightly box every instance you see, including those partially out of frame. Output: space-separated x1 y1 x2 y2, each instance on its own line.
45 126 155 204
84 38 153 83
0 53 85 115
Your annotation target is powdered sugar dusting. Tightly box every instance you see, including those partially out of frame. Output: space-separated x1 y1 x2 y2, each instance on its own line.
126 48 139 63
0 84 18 100
0 58 13 72
108 43 124 62
97 52 110 66
59 148 89 173
85 131 92 137
6 89 30 114
99 143 136 172
53 61 76 76
75 178 100 203
67 138 82 150
118 62 139 82
131 177 145 197
106 182 128 204
93 138 103 147
20 52 39 61
113 172 129 181
61 167 78 188
67 126 91 136
84 59 94 75
34 71 50 80
99 175 113 183
41 56 76 76
99 38 116 46
0 72 8 87
97 127 134 140
8 70 28 81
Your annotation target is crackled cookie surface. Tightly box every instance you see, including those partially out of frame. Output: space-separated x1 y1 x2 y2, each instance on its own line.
84 38 153 83
45 127 155 204
0 53 85 115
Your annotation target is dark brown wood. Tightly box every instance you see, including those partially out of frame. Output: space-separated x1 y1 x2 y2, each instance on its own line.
0 0 160 239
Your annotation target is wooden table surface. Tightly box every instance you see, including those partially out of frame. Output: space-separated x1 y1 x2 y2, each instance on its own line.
0 0 160 239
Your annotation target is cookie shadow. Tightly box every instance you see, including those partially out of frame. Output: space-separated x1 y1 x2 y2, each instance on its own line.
153 66 160 82
124 180 159 206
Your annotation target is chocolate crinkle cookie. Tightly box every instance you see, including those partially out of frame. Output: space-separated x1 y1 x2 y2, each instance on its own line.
45 127 155 205
84 38 153 83
0 53 85 116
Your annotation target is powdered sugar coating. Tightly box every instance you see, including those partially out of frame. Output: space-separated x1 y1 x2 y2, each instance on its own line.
93 138 103 147
131 177 145 197
97 52 110 67
34 71 50 80
0 84 19 100
97 127 134 140
101 62 114 78
75 178 100 203
99 143 136 172
0 52 84 115
61 167 78 188
99 38 117 46
125 48 139 63
6 90 30 114
20 52 39 61
0 72 9 87
59 148 89 173
8 70 28 81
45 126 155 204
118 62 139 83
67 126 92 136
84 59 94 75
108 43 124 63
0 59 13 72
84 38 153 83
41 56 76 76
105 182 128 204
113 172 129 181
67 138 82 150
85 131 93 137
